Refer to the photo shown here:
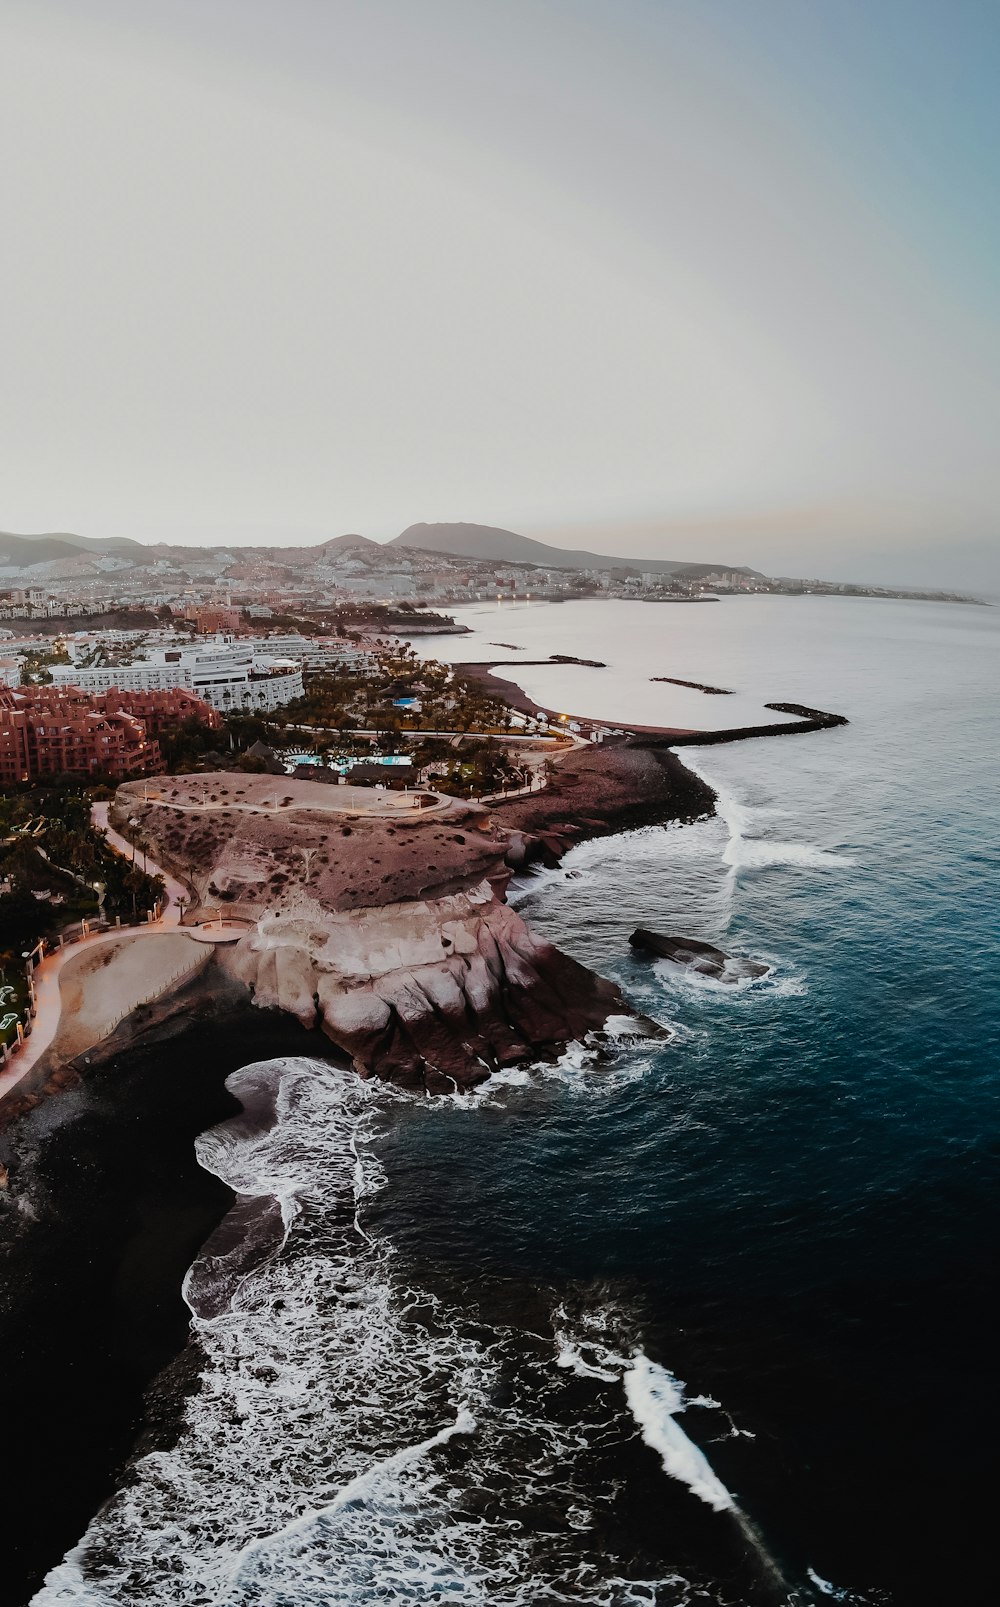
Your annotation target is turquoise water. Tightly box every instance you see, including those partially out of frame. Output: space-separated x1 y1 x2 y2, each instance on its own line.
34 597 998 1606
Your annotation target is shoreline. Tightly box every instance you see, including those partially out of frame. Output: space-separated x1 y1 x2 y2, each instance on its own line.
453 660 848 743
0 978 335 1605
494 740 717 862
0 651 849 1599
0 734 726 1600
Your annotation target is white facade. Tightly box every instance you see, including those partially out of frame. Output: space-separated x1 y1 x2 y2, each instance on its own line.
251 634 375 677
52 663 185 693
52 638 304 712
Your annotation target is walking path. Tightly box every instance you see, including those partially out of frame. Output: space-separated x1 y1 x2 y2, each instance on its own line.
91 801 188 921
0 806 242 1107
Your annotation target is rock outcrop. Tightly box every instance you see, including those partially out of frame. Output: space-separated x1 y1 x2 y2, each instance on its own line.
111 774 632 1094
628 929 769 983
220 883 623 1093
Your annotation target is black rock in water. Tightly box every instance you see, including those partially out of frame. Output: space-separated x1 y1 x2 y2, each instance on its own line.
628 928 769 982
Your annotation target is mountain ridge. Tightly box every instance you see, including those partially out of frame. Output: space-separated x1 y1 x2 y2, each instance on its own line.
0 522 759 578
0 530 147 566
393 521 757 576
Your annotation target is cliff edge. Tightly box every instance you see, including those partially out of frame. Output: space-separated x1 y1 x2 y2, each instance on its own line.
110 774 629 1093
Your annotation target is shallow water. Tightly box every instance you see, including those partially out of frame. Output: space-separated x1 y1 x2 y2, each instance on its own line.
33 596 1000 1605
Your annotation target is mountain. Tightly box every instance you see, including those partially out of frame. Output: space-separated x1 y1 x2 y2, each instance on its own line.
392 521 757 576
314 533 383 553
0 522 761 580
0 530 147 566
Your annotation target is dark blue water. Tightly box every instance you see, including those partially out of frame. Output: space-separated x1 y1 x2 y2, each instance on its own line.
36 598 998 1606
375 598 1000 1603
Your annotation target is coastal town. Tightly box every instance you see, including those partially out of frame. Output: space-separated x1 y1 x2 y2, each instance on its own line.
0 519 980 630
0 507 944 1123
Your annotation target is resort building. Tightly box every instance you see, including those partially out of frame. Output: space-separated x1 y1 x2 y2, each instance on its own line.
0 685 222 783
249 634 376 678
0 690 160 783
50 637 304 713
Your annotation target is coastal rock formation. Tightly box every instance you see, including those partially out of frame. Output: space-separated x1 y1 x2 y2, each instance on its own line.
110 774 630 1093
628 929 769 983
221 883 623 1093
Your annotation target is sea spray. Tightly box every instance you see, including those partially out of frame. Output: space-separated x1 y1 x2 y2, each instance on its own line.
677 749 856 875
32 1058 699 1606
622 1354 735 1512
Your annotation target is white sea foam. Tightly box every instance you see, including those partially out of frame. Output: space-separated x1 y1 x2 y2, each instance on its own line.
622 1354 735 1513
805 1565 858 1599
678 750 855 875
552 1304 630 1381
449 1029 664 1111
506 863 579 908
651 955 808 1001
32 1058 698 1607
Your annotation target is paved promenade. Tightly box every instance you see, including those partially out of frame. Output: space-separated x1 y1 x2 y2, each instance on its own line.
0 805 241 1106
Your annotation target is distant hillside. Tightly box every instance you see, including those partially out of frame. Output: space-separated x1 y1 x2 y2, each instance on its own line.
315 533 382 553
393 521 755 577
0 521 761 580
0 529 147 566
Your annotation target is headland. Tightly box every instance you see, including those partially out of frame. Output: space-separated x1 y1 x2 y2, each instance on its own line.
99 773 638 1096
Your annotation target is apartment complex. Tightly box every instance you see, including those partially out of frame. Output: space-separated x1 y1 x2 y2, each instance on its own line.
0 685 220 783
0 690 161 783
185 604 245 634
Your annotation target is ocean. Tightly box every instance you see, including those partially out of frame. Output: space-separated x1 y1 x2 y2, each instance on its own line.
29 596 1000 1606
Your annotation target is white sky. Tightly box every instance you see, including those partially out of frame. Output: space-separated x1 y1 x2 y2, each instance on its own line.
2 0 998 587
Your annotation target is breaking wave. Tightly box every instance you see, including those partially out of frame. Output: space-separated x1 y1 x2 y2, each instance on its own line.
622 1354 734 1513
650 955 808 1001
677 751 856 875
32 1057 729 1606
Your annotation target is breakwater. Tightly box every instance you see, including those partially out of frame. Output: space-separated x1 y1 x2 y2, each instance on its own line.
665 703 849 746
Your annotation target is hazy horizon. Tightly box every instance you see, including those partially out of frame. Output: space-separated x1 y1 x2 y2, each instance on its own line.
2 1 998 589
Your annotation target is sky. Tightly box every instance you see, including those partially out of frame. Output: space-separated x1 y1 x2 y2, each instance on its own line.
1 0 998 588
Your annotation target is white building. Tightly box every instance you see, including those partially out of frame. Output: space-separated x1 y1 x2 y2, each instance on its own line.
251 634 375 677
51 637 304 713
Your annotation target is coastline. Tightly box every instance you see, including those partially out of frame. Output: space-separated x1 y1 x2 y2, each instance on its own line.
454 660 847 744
0 979 336 1605
494 740 717 861
0 625 851 1601
0 738 723 1601
2 600 992 1607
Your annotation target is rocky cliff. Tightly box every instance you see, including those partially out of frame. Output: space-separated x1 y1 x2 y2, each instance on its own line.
110 774 629 1093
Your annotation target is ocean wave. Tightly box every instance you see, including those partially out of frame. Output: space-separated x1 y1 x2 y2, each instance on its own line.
453 1031 666 1110
506 862 580 907
724 839 855 871
676 750 856 875
623 1354 735 1513
31 1058 706 1606
548 1307 737 1514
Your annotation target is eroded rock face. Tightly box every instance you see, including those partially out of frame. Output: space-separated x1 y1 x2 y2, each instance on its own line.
220 883 624 1093
112 774 631 1094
